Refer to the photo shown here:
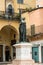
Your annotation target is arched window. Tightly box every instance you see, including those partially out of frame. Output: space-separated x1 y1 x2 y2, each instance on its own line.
6 4 14 15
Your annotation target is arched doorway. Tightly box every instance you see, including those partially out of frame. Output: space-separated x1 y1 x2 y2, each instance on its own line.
0 25 18 62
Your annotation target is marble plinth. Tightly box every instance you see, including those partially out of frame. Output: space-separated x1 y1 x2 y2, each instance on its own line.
13 42 36 65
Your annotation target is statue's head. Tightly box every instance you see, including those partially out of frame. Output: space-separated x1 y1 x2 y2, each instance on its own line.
21 18 25 23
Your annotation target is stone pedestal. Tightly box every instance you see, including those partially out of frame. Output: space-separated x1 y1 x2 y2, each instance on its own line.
13 42 35 65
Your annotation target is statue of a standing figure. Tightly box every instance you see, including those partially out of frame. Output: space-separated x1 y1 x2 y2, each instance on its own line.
19 18 26 42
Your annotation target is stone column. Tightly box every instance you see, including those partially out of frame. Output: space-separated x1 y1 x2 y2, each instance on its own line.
11 46 13 60
3 44 5 62
39 44 42 63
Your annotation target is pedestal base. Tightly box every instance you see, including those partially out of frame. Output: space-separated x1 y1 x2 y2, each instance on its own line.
13 42 33 60
12 59 35 65
13 42 36 65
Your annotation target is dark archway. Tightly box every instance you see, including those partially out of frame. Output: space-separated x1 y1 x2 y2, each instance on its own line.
0 25 18 61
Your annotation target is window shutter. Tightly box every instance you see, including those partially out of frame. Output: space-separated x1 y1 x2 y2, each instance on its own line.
31 25 35 36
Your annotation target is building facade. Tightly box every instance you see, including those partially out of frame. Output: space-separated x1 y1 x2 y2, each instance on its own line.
36 0 43 8
28 8 43 63
0 0 36 12
0 0 33 62
0 0 43 64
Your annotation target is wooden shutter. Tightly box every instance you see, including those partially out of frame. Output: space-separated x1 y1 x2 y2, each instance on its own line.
31 25 35 36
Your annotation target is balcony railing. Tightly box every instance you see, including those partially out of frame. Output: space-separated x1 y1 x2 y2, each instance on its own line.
0 11 20 21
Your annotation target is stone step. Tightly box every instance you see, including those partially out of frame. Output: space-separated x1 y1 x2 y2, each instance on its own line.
0 60 43 65
0 63 43 65
11 60 43 65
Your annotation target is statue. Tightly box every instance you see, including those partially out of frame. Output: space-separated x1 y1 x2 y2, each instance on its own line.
19 18 26 42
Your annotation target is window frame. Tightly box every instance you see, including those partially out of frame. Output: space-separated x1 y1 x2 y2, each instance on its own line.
17 0 23 4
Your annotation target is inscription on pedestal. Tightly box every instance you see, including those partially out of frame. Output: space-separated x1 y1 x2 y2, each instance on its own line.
16 46 32 60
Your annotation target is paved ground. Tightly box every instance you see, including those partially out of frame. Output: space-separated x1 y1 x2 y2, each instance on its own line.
0 60 43 65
